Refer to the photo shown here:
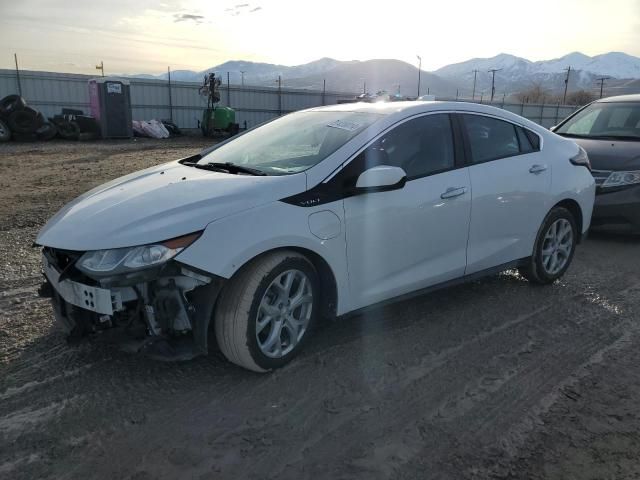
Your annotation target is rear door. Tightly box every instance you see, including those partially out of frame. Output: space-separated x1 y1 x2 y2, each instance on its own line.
458 113 552 274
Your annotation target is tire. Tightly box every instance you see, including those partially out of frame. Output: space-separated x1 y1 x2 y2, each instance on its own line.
11 132 38 142
215 251 320 372
7 109 39 134
36 121 58 141
23 106 45 128
56 120 80 140
0 95 26 119
0 118 10 142
519 206 578 284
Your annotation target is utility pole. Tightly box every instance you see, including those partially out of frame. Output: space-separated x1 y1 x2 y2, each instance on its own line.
322 78 326 106
596 76 610 99
227 71 231 106
488 68 501 102
456 89 459 100
240 71 245 87
95 60 104 77
14 53 22 97
562 66 571 104
471 69 479 100
167 66 173 122
363 79 366 94
277 75 282 116
416 55 422 98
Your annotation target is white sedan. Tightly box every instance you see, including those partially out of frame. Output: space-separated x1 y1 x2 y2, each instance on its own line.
36 101 595 372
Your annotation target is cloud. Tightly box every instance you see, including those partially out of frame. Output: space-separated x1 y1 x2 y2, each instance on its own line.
225 3 262 16
173 13 205 23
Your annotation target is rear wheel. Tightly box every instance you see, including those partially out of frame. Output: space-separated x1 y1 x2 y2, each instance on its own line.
520 206 578 284
215 251 319 372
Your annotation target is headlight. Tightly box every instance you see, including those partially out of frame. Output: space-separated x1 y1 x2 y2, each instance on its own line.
77 232 201 276
602 170 640 188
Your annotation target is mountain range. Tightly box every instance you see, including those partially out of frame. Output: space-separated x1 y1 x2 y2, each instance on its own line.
131 52 640 98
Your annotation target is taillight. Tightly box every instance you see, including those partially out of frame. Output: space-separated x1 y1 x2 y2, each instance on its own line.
570 146 591 171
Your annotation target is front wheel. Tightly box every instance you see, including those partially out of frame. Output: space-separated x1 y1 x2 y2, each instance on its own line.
214 251 319 372
519 206 578 284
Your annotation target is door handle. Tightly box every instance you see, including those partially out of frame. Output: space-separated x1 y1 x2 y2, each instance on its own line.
440 186 467 199
529 164 548 174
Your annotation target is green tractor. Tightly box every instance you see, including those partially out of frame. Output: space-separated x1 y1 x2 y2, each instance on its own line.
199 73 240 138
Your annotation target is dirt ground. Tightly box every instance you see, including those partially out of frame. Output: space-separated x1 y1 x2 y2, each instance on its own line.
1 138 640 480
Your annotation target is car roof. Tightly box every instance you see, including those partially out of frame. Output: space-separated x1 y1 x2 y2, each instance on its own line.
597 94 640 103
307 101 546 132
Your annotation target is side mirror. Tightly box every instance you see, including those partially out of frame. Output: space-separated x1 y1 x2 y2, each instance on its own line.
355 165 407 193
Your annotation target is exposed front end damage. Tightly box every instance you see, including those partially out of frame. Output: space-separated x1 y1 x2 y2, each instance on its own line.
39 247 224 360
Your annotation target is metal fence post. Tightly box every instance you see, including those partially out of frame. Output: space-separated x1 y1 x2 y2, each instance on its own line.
227 72 231 107
520 100 524 116
14 53 22 97
540 103 544 125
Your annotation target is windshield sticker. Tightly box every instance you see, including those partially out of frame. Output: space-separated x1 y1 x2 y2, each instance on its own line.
327 120 361 132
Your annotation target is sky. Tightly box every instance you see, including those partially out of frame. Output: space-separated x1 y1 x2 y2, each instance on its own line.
1 0 639 74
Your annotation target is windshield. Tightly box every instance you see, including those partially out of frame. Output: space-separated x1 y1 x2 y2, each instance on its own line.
198 111 382 175
556 102 640 139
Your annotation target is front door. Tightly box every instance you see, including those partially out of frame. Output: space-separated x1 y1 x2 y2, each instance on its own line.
341 113 472 309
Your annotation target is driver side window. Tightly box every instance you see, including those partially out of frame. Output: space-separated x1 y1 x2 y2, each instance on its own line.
356 114 456 181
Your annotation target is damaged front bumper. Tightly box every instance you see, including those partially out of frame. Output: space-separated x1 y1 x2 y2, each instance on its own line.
40 247 224 360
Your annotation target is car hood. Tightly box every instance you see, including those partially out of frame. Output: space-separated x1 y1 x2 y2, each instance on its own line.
570 137 640 171
36 161 306 251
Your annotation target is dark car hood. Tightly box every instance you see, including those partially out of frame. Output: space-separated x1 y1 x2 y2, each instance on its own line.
570 137 640 171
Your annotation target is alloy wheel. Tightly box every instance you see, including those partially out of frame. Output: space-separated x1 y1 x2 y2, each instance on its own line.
541 218 573 275
256 269 313 358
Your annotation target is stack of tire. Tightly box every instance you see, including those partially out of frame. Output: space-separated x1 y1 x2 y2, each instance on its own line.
0 95 88 142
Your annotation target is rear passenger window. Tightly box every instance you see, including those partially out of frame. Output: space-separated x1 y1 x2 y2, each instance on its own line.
463 115 520 163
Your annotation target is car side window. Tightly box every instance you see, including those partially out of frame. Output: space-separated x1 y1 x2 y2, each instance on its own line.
463 114 520 163
363 114 455 179
524 128 541 150
516 126 540 153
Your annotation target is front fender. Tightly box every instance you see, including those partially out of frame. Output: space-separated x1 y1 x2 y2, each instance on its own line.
175 201 352 314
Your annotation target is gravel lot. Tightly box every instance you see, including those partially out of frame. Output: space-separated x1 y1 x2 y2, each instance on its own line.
1 138 640 480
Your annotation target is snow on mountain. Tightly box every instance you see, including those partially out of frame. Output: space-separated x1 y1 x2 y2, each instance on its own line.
583 52 640 79
435 52 640 81
125 51 640 97
434 53 533 80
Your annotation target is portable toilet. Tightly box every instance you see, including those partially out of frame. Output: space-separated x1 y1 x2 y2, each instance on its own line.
88 77 133 138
